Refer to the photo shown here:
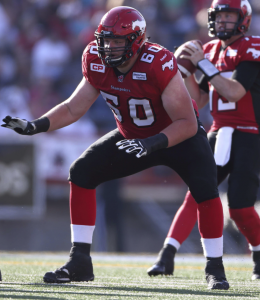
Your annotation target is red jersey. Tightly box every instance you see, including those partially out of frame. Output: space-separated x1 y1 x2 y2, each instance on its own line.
82 41 185 139
203 36 260 134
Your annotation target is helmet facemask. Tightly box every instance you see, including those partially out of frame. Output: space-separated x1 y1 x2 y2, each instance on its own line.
208 7 243 40
95 30 140 68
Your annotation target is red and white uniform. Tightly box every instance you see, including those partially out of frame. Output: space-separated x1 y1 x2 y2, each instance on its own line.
204 36 260 134
82 41 196 139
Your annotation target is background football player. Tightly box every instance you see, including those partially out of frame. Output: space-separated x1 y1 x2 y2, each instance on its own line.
148 0 260 281
2 6 229 289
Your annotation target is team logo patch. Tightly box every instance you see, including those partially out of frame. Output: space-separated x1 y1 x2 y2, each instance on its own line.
132 72 147 80
226 49 237 57
118 75 124 82
90 63 105 73
162 58 174 71
247 48 260 59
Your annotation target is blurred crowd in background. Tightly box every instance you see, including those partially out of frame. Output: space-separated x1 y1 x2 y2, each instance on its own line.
0 0 260 253
0 0 259 135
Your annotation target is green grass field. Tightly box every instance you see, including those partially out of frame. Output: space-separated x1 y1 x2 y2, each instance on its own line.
0 253 259 299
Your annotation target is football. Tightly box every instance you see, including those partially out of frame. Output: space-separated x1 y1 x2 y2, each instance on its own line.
174 40 203 78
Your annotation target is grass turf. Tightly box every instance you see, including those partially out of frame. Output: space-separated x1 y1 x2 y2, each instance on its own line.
0 253 259 299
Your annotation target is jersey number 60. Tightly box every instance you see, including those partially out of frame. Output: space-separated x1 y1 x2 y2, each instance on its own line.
100 91 155 127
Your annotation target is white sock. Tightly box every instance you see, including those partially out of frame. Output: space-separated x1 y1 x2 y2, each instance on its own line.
71 224 95 244
249 244 260 251
164 237 180 251
201 236 223 257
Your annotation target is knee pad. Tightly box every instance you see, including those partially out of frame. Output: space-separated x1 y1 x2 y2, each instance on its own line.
69 157 98 189
189 177 219 204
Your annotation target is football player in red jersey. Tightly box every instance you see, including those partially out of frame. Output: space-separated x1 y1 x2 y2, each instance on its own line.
2 6 229 289
148 0 260 281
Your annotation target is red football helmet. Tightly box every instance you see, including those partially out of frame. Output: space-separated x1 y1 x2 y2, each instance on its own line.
208 0 252 40
94 6 146 67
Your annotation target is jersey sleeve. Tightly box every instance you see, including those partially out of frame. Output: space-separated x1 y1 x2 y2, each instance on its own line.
152 49 178 94
237 36 260 64
232 61 260 91
82 46 89 81
81 41 99 85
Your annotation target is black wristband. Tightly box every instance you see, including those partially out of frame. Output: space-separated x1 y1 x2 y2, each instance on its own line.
31 117 50 134
141 133 168 155
197 58 220 80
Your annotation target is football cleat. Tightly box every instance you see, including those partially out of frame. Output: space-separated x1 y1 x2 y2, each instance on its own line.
205 257 229 290
206 275 229 290
147 244 176 276
43 243 94 283
251 251 260 280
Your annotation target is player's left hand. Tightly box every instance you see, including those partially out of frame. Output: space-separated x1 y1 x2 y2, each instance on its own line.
181 40 204 67
116 139 147 158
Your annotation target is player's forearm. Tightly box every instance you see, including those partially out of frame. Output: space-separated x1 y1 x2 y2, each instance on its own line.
184 75 208 109
161 117 198 148
184 75 200 102
210 75 246 103
42 78 98 131
42 102 83 132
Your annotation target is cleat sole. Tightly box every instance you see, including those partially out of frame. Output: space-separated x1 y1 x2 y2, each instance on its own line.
43 274 94 284
147 262 173 277
207 280 229 290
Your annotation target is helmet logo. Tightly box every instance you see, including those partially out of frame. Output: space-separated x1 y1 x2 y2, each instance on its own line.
241 0 252 15
132 19 146 35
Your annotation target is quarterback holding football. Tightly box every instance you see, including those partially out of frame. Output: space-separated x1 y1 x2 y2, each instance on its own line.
148 0 260 282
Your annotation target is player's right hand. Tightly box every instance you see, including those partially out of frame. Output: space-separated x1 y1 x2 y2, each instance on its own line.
116 139 148 158
1 116 36 135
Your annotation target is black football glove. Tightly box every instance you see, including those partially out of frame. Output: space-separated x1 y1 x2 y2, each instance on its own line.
1 115 50 135
116 139 147 158
1 116 37 135
116 133 169 158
